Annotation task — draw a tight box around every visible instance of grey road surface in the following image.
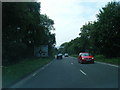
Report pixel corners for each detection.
[11,56,118,88]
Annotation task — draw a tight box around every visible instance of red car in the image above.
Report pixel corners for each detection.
[78,52,94,64]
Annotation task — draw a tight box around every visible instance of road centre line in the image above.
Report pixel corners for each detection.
[80,70,87,75]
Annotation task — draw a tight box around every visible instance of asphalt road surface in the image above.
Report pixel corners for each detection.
[11,56,118,88]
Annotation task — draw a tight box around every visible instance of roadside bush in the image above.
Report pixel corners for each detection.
[95,55,106,59]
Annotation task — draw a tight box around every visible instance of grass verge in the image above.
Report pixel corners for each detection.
[2,57,54,88]
[71,55,78,58]
[94,55,120,65]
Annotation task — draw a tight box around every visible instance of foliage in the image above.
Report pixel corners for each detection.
[59,1,120,57]
[95,55,119,65]
[2,2,56,65]
[94,2,120,57]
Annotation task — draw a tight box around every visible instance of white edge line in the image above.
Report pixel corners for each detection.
[95,61,119,68]
[42,67,44,70]
[10,60,54,88]
[32,73,37,76]
[80,70,87,75]
[71,56,119,68]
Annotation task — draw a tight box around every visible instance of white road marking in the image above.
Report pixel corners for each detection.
[10,61,54,88]
[31,63,51,77]
[46,64,49,66]
[42,67,44,70]
[71,56,119,68]
[80,70,87,75]
[95,61,119,68]
[32,73,37,76]
[71,63,73,64]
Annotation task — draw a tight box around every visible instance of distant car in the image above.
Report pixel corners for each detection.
[57,53,63,59]
[64,53,69,57]
[78,52,94,64]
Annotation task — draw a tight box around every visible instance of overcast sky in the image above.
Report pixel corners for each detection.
[38,0,118,47]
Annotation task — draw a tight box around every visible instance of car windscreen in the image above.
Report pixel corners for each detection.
[81,53,91,56]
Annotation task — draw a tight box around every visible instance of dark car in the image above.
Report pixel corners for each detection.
[78,52,94,64]
[57,53,63,59]
[64,53,69,57]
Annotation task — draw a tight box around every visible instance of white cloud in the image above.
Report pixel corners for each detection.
[38,0,118,46]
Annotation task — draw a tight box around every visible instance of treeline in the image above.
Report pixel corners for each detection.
[2,2,56,65]
[59,1,120,58]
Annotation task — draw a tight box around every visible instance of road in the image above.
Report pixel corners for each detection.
[11,56,118,88]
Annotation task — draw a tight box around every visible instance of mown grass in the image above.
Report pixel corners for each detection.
[94,55,120,65]
[2,57,54,88]
[71,55,78,58]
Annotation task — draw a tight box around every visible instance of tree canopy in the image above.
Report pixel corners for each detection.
[2,2,56,65]
[59,1,120,57]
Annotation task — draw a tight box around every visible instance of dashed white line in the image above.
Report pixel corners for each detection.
[80,70,87,75]
[71,63,73,64]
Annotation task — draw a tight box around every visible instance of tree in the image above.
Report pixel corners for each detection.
[60,1,120,57]
[94,1,120,57]
[2,2,42,64]
[2,2,56,65]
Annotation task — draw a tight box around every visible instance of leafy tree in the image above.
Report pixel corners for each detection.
[95,1,120,57]
[2,2,56,65]
[60,1,120,57]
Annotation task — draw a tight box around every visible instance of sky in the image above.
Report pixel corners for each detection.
[38,0,118,47]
